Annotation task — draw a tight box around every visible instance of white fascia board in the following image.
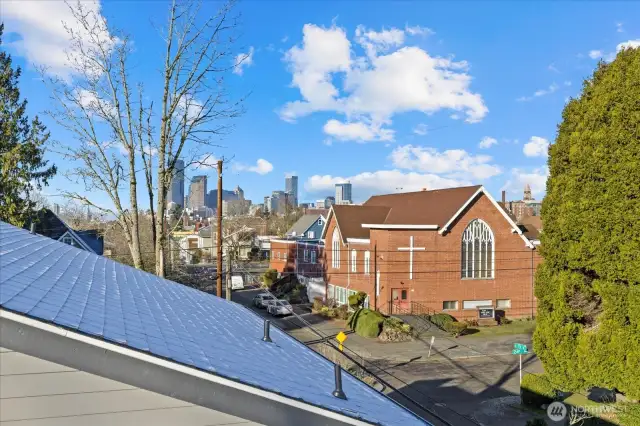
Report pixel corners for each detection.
[361,224,439,230]
[270,239,298,244]
[346,238,370,244]
[0,309,372,426]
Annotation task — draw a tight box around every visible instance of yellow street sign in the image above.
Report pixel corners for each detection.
[336,331,347,351]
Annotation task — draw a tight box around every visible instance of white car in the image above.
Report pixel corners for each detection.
[268,300,293,317]
[252,293,276,308]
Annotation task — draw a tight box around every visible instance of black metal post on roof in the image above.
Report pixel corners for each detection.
[332,363,347,400]
[262,320,273,343]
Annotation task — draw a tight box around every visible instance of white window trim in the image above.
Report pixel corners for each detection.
[461,219,495,279]
[496,299,511,309]
[364,251,370,275]
[307,231,315,239]
[462,300,493,310]
[332,228,340,269]
[351,249,357,273]
[303,249,309,262]
[310,250,317,264]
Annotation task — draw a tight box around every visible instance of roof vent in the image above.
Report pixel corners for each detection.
[422,187,428,191]
[262,319,273,343]
[30,223,35,234]
[332,364,347,400]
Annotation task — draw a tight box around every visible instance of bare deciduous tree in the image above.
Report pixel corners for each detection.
[43,0,244,274]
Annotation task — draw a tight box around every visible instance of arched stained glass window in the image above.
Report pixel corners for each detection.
[461,219,494,279]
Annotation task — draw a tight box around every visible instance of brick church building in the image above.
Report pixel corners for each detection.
[320,185,542,320]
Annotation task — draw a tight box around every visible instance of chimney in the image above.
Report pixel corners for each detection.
[501,190,506,204]
[422,187,427,191]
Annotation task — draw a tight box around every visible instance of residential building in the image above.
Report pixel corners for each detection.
[503,185,542,220]
[167,159,185,207]
[285,175,298,207]
[25,208,104,255]
[286,214,326,239]
[335,183,352,205]
[0,221,425,426]
[189,175,207,209]
[270,239,324,279]
[321,185,542,319]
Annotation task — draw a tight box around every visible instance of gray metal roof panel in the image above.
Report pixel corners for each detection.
[0,221,427,426]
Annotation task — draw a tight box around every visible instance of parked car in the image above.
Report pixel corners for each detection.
[268,300,293,317]
[252,293,276,308]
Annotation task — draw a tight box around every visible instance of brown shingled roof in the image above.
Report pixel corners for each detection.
[518,215,542,240]
[364,185,482,226]
[331,205,391,241]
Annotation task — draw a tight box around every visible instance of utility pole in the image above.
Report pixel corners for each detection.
[216,160,223,297]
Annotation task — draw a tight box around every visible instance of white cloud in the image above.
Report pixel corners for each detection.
[516,83,559,102]
[233,46,255,75]
[390,145,502,180]
[616,22,624,33]
[279,23,487,141]
[523,136,549,157]
[405,25,434,37]
[548,63,560,73]
[194,154,219,170]
[502,166,549,197]
[616,39,640,51]
[3,0,114,79]
[177,95,204,125]
[323,119,394,143]
[563,80,571,86]
[234,159,273,175]
[413,123,428,136]
[305,170,468,200]
[478,136,497,149]
[589,50,603,59]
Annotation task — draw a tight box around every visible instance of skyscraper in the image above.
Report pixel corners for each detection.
[335,183,352,205]
[189,175,207,209]
[167,159,185,207]
[285,175,298,207]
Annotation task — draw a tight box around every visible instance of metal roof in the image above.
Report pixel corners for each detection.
[0,221,427,426]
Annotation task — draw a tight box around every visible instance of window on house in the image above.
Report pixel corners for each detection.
[364,251,370,275]
[62,236,73,245]
[307,231,315,239]
[463,300,493,310]
[303,249,309,262]
[310,250,317,263]
[332,228,340,268]
[461,219,494,279]
[496,299,511,309]
[443,301,458,310]
[351,249,357,272]
[318,218,323,226]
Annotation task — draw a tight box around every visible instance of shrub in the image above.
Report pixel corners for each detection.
[429,313,456,331]
[499,317,513,325]
[348,308,385,338]
[262,269,278,286]
[312,297,324,311]
[444,322,468,337]
[520,374,558,408]
[348,291,368,309]
[534,47,640,399]
[334,304,349,320]
[379,317,413,342]
[465,318,479,327]
[617,403,640,426]
[525,419,546,426]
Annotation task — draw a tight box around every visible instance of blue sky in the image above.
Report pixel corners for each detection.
[3,0,639,208]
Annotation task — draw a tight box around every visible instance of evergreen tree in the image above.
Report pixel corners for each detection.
[0,24,56,226]
[534,46,640,398]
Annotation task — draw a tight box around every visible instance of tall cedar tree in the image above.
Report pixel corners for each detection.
[534,46,640,398]
[0,25,56,226]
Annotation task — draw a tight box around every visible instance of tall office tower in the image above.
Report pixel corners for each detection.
[285,175,298,207]
[167,159,185,207]
[335,183,352,205]
[189,175,207,209]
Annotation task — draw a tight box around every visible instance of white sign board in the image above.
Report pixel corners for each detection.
[231,275,244,290]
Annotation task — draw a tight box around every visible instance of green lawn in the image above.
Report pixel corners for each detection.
[465,319,536,337]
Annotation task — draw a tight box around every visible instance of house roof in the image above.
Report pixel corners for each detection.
[363,185,482,227]
[287,214,324,236]
[25,209,102,254]
[0,221,427,426]
[330,205,392,241]
[517,215,542,240]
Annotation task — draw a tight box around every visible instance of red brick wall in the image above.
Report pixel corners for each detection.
[324,194,542,319]
[269,240,324,278]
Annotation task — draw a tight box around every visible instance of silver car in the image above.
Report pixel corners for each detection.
[268,300,293,317]
[252,293,276,308]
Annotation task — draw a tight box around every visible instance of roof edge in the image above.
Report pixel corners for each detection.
[0,308,374,426]
[362,224,439,230]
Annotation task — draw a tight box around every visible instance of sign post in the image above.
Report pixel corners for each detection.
[336,331,347,352]
[512,343,529,383]
[428,336,435,358]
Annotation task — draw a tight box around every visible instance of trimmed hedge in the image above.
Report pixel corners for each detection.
[520,374,557,408]
[262,269,278,286]
[348,291,368,309]
[348,308,385,338]
[444,322,468,337]
[429,313,456,330]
